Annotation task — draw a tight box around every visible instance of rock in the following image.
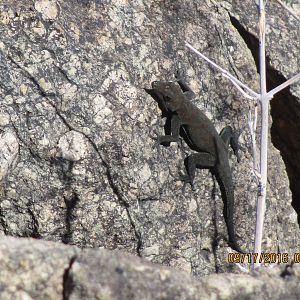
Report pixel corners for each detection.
[1,236,300,300]
[0,0,299,279]
[0,236,78,300]
[34,1,59,21]
[227,0,300,229]
[56,130,90,162]
[0,129,18,181]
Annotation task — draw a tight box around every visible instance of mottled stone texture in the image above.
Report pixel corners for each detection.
[1,236,300,300]
[226,0,300,224]
[0,0,299,284]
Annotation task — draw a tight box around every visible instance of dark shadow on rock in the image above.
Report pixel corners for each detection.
[49,157,79,244]
[62,193,80,244]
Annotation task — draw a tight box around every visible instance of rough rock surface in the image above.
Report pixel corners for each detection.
[227,0,300,221]
[0,0,299,280]
[1,236,300,300]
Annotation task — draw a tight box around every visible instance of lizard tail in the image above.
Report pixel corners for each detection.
[215,139,245,253]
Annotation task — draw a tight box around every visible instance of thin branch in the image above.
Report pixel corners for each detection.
[253,0,269,268]
[186,1,299,270]
[276,0,300,22]
[267,72,300,98]
[248,106,259,182]
[185,42,259,99]
[259,4,267,96]
[223,74,257,100]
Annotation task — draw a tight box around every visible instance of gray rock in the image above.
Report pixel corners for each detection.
[0,129,18,181]
[0,236,78,300]
[1,236,300,300]
[0,0,299,279]
[56,130,91,162]
[226,0,300,230]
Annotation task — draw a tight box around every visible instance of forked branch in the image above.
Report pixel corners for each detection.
[186,0,300,269]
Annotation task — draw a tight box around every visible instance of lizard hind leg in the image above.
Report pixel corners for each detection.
[182,152,216,189]
[219,126,240,162]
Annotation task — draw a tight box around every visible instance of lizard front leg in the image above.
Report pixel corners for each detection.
[156,113,181,145]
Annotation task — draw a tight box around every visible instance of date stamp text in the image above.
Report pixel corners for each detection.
[228,252,300,264]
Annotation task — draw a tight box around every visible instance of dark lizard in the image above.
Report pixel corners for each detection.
[149,74,244,253]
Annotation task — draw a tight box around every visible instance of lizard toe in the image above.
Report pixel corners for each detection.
[180,174,195,191]
[174,69,184,81]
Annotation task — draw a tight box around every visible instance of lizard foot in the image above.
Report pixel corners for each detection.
[150,135,166,157]
[180,174,195,191]
[174,69,184,81]
[235,151,241,163]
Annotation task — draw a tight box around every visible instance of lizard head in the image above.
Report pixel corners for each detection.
[151,81,182,112]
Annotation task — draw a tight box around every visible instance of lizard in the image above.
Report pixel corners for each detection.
[149,74,244,253]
